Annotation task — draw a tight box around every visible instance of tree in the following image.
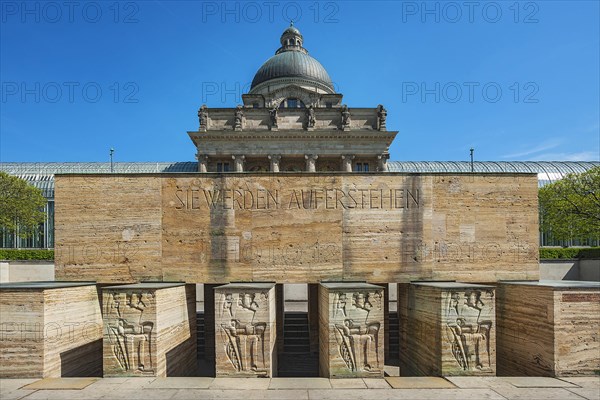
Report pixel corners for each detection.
[0,172,47,242]
[539,166,600,242]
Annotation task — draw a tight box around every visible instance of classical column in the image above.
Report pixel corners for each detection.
[197,154,208,173]
[232,155,245,172]
[377,153,389,172]
[341,155,354,172]
[305,154,318,172]
[268,154,281,172]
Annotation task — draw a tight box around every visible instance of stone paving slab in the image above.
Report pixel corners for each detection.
[560,377,600,388]
[385,377,456,389]
[269,377,331,389]
[307,388,505,399]
[146,377,214,389]
[490,386,588,400]
[22,378,98,390]
[363,378,392,388]
[330,378,367,388]
[2,377,600,400]
[565,387,600,400]
[0,379,37,392]
[99,388,178,400]
[18,389,104,400]
[501,376,578,388]
[445,376,510,389]
[171,389,309,399]
[210,378,271,390]
[1,389,35,400]
[117,377,157,389]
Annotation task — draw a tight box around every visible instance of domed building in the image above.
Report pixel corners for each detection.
[188,24,396,173]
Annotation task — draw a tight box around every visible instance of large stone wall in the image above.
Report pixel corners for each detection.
[54,173,539,283]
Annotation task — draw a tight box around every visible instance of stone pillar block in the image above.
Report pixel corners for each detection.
[497,280,600,376]
[0,282,103,378]
[319,283,384,378]
[214,283,276,377]
[401,282,496,376]
[102,283,196,377]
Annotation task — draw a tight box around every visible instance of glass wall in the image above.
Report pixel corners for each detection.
[0,200,54,249]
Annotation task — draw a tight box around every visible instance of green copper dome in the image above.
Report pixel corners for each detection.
[250,25,334,93]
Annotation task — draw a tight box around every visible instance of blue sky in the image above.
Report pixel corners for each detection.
[1,0,598,163]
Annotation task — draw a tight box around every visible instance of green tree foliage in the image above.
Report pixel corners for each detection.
[539,166,600,241]
[0,172,46,237]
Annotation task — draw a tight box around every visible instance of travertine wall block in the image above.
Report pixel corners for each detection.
[497,280,600,376]
[102,283,196,377]
[0,282,102,378]
[319,282,384,378]
[214,283,276,377]
[399,282,496,376]
[55,174,539,284]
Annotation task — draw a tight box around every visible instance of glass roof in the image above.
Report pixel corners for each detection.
[1,161,597,198]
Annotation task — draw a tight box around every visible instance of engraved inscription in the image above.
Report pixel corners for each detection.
[174,187,420,211]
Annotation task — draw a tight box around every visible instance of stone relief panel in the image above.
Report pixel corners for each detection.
[443,289,495,372]
[215,289,273,376]
[104,291,156,375]
[331,290,384,374]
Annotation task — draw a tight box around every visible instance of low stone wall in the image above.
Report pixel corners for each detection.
[0,261,54,283]
[540,259,600,281]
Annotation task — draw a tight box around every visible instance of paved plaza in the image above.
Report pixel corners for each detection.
[1,376,598,400]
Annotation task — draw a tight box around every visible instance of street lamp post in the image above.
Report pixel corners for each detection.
[110,148,114,173]
[470,148,474,173]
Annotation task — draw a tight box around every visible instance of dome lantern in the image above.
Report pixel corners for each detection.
[277,21,305,54]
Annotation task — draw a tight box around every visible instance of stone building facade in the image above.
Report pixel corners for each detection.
[189,24,394,173]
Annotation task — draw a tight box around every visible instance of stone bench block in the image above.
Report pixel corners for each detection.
[214,283,276,377]
[319,282,384,378]
[399,282,496,376]
[497,280,600,376]
[102,283,196,377]
[0,281,103,378]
